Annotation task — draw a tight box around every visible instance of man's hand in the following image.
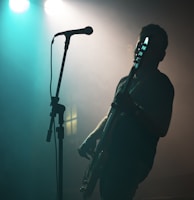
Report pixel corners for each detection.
[78,137,96,160]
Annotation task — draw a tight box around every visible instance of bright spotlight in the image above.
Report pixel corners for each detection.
[44,0,64,15]
[9,0,30,13]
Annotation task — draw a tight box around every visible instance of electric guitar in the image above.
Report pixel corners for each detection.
[80,37,149,199]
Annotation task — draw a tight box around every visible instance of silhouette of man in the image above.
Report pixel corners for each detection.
[78,24,174,200]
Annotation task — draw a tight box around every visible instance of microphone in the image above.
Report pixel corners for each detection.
[54,26,93,37]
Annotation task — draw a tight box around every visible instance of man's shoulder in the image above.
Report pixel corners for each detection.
[156,70,175,95]
[119,76,128,83]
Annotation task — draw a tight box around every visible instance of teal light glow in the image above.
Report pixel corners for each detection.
[9,0,30,13]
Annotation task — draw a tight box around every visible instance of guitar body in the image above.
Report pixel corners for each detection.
[80,109,121,199]
[80,150,104,199]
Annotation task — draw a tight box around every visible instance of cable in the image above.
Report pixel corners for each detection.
[50,40,53,98]
[50,39,59,200]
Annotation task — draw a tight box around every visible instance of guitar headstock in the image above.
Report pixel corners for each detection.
[134,37,149,69]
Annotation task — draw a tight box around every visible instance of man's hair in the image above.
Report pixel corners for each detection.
[140,24,168,52]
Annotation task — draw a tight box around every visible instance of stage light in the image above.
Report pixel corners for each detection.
[9,0,30,13]
[44,0,64,15]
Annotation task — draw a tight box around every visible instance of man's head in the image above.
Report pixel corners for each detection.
[138,24,168,62]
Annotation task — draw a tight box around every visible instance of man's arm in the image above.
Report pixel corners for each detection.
[78,116,107,159]
[134,103,173,137]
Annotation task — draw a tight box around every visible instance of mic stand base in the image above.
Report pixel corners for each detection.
[56,124,64,200]
[47,97,65,200]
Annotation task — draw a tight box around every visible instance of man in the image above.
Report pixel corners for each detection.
[78,24,174,200]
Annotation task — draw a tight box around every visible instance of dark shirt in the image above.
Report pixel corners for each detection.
[110,68,174,169]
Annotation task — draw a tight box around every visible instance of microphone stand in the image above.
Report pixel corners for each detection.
[46,35,71,200]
